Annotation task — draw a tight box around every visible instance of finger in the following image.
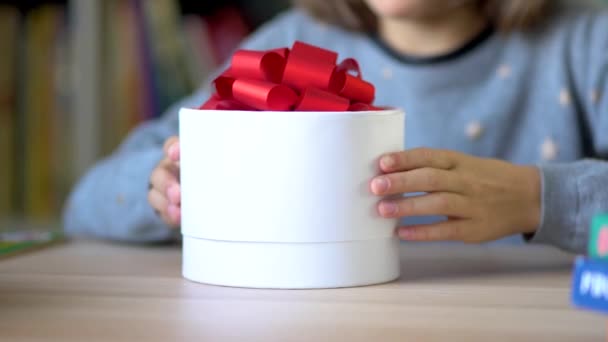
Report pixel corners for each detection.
[163,136,179,156]
[150,160,179,196]
[167,204,181,227]
[148,188,169,218]
[377,192,471,218]
[148,188,180,228]
[397,219,471,242]
[379,148,461,173]
[167,183,181,206]
[168,140,180,163]
[370,167,463,196]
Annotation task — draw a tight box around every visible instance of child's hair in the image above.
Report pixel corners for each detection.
[294,0,553,33]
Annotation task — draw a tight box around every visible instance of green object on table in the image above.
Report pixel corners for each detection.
[0,230,65,259]
[588,214,608,259]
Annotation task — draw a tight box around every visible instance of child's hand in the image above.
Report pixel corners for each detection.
[148,136,181,228]
[370,148,541,243]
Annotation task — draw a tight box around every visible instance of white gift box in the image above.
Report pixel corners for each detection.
[180,108,405,288]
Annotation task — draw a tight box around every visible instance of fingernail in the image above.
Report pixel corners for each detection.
[380,202,399,216]
[381,155,395,169]
[372,177,390,194]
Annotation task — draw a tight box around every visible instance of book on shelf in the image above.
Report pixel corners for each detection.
[51,7,73,213]
[101,0,143,154]
[99,0,251,153]
[21,5,68,221]
[0,6,19,218]
[181,14,216,87]
[3,0,260,224]
[141,0,194,120]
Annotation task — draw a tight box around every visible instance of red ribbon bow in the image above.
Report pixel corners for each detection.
[199,41,381,112]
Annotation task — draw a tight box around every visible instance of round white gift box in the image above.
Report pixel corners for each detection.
[180,108,405,288]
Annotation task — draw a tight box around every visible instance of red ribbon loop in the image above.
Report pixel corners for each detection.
[282,58,336,93]
[230,50,285,84]
[232,79,298,111]
[336,73,375,104]
[295,87,350,112]
[200,41,378,111]
[336,58,361,78]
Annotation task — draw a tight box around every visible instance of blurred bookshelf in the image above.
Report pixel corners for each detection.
[0,0,288,230]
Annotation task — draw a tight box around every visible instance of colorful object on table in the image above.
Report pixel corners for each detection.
[589,214,608,259]
[571,256,608,314]
[200,41,380,112]
[0,229,65,259]
[571,213,608,315]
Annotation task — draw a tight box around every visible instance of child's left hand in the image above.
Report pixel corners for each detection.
[370,148,541,243]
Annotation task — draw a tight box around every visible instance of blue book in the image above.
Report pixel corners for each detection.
[571,256,608,314]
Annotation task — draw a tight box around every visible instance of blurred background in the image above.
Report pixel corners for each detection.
[0,0,289,230]
[2,0,607,233]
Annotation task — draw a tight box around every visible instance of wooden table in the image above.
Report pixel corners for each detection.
[0,240,604,341]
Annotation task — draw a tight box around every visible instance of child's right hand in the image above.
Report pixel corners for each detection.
[148,136,181,228]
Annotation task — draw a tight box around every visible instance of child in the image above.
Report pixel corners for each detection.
[64,0,608,253]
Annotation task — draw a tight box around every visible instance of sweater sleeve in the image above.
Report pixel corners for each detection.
[62,10,307,242]
[530,10,608,253]
[62,89,204,242]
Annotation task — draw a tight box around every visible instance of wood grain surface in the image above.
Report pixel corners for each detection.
[0,240,604,341]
